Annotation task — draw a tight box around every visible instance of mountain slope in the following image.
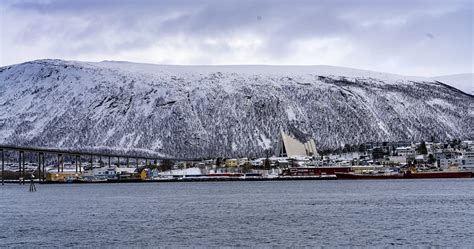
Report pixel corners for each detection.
[432,73,473,95]
[0,59,472,158]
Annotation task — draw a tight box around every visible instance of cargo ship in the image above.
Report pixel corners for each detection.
[335,173,404,180]
[281,167,351,176]
[336,166,472,180]
[403,171,472,179]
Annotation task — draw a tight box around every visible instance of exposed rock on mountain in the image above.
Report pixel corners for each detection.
[0,59,472,158]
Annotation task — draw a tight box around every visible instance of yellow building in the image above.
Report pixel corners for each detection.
[225,159,239,167]
[46,172,81,182]
[140,169,149,180]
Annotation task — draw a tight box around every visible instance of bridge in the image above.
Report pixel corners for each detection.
[0,144,193,185]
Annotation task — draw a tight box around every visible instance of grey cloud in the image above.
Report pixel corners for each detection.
[1,0,472,75]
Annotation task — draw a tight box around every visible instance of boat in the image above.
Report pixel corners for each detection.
[336,172,404,180]
[404,171,472,179]
[336,167,472,180]
[281,167,351,176]
[207,173,242,177]
[403,164,472,179]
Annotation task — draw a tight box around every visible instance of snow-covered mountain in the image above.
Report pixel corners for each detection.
[432,73,473,95]
[0,59,472,158]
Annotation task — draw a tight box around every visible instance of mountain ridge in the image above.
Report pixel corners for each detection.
[431,73,473,95]
[0,59,472,158]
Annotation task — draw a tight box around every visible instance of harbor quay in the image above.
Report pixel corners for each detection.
[0,143,348,183]
[1,136,474,185]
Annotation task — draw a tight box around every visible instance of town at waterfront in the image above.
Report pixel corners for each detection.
[1,132,473,184]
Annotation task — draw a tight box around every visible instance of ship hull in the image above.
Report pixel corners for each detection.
[336,172,472,180]
[336,173,404,180]
[404,171,472,179]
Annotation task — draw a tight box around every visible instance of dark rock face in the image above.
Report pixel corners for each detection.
[0,60,472,158]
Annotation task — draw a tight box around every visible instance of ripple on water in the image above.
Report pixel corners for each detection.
[1,180,473,247]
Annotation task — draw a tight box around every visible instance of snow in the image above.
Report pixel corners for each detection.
[133,134,142,147]
[0,59,472,158]
[119,133,135,148]
[258,134,272,149]
[151,139,163,150]
[432,73,473,95]
[286,107,297,121]
[160,168,203,176]
[427,98,455,110]
[93,60,427,84]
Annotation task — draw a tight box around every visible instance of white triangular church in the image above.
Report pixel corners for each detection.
[277,130,318,157]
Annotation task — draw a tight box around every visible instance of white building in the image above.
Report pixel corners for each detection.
[82,166,117,180]
[276,130,318,158]
[462,141,474,150]
[395,146,414,157]
[460,151,474,171]
[436,151,474,170]
[438,158,463,169]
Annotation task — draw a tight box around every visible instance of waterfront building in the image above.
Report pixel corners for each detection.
[435,150,466,169]
[82,166,117,181]
[250,158,265,167]
[140,169,149,180]
[371,147,388,160]
[461,140,474,150]
[46,170,81,182]
[395,146,415,157]
[237,158,250,166]
[276,130,318,158]
[268,157,292,167]
[115,167,139,179]
[225,159,239,167]
[438,158,463,169]
[415,154,427,163]
[460,151,474,171]
[387,156,407,165]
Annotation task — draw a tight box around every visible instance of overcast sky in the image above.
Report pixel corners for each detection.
[0,0,472,76]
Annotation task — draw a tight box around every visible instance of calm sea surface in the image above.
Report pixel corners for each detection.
[1,180,473,247]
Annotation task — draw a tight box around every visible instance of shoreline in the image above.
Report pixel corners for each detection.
[2,176,340,184]
[2,175,473,185]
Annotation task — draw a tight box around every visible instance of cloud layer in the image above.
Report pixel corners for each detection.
[1,0,472,76]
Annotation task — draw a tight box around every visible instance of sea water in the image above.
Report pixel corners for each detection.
[1,179,473,247]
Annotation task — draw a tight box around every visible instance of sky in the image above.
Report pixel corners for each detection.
[0,0,472,76]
